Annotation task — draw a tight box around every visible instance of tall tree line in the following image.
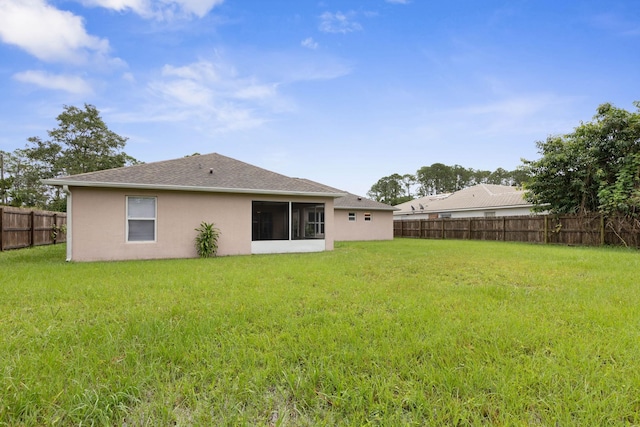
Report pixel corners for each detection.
[0,104,138,211]
[367,164,528,206]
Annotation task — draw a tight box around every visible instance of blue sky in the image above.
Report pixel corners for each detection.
[0,0,638,197]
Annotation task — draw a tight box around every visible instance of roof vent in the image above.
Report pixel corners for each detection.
[209,168,213,174]
[357,197,362,201]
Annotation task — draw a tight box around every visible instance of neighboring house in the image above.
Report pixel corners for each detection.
[394,184,537,220]
[43,153,393,262]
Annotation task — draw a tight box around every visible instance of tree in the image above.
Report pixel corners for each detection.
[367,174,411,205]
[0,150,49,207]
[416,163,458,196]
[523,101,640,217]
[15,104,139,210]
[400,173,416,198]
[487,167,512,185]
[0,151,11,205]
[452,164,472,190]
[369,164,524,201]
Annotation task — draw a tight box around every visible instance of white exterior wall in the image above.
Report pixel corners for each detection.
[394,206,535,221]
[448,206,535,218]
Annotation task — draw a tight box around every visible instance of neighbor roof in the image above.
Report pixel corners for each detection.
[43,153,345,197]
[394,184,531,215]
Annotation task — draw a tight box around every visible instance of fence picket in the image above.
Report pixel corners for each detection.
[394,214,640,248]
[0,207,66,251]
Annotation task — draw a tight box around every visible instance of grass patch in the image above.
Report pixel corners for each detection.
[1,240,640,425]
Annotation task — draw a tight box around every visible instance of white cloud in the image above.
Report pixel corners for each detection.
[78,0,225,20]
[152,78,213,107]
[122,72,136,82]
[162,61,224,82]
[0,0,111,64]
[301,37,319,49]
[450,93,580,137]
[144,59,282,131]
[319,11,363,34]
[234,83,277,100]
[13,70,93,95]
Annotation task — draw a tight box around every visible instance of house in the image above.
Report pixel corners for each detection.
[394,184,536,220]
[334,192,398,241]
[43,153,394,262]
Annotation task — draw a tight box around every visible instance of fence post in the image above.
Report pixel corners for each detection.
[0,207,3,251]
[544,215,549,244]
[502,216,506,241]
[600,215,605,246]
[30,210,35,247]
[53,213,58,245]
[468,218,472,240]
[441,219,445,239]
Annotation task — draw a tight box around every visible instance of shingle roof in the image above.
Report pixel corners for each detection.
[333,193,398,211]
[293,178,396,211]
[394,184,532,214]
[43,152,345,197]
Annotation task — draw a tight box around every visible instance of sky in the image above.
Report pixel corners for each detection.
[0,0,639,197]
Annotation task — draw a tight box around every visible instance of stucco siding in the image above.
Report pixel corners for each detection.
[334,209,394,241]
[69,187,334,261]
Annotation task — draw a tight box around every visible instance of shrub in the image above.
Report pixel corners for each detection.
[194,221,221,258]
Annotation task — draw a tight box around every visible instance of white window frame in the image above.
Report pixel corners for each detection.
[348,212,356,222]
[364,212,372,222]
[126,196,157,243]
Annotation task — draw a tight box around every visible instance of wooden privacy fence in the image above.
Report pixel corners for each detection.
[0,207,67,251]
[394,214,640,248]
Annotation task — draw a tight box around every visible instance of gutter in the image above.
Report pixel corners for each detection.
[42,180,346,199]
[62,185,72,262]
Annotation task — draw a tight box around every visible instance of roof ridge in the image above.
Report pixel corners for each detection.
[479,183,495,196]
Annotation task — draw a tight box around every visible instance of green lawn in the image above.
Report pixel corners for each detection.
[1,239,639,426]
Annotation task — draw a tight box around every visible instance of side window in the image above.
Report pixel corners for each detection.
[364,212,372,222]
[348,212,356,222]
[127,196,156,242]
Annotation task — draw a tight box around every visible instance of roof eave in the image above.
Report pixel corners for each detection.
[42,179,346,198]
[335,206,399,211]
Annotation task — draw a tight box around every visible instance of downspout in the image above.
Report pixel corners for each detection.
[63,185,72,262]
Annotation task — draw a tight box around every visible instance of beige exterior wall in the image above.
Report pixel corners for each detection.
[334,209,394,241]
[69,187,334,262]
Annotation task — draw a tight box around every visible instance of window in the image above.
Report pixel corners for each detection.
[364,212,372,221]
[127,196,156,242]
[252,201,289,240]
[292,203,324,239]
[439,213,451,219]
[484,211,496,218]
[348,212,356,222]
[252,201,325,241]
[306,205,325,238]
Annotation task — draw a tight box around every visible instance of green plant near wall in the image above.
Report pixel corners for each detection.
[194,221,221,258]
